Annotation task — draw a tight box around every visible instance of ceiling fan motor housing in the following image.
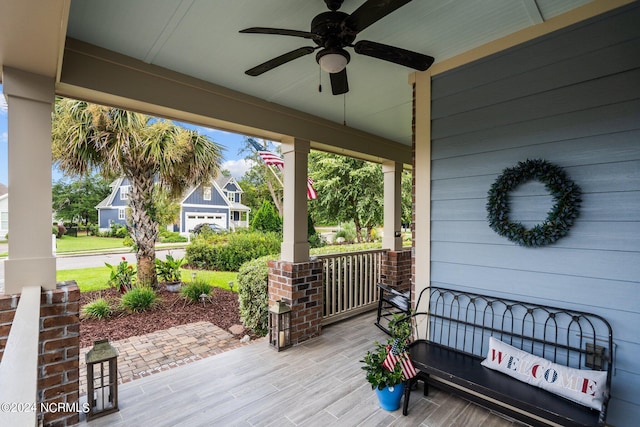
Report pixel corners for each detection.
[324,0,344,11]
[311,11,356,48]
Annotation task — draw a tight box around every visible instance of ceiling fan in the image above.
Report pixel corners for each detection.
[240,0,434,95]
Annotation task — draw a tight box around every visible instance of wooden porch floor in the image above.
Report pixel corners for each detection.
[78,313,524,426]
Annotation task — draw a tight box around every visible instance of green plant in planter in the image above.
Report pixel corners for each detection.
[361,340,404,390]
[361,314,413,390]
[389,314,412,346]
[155,254,184,283]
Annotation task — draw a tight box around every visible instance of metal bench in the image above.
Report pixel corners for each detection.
[375,282,410,335]
[403,286,613,427]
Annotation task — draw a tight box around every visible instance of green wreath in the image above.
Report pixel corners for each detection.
[486,159,582,247]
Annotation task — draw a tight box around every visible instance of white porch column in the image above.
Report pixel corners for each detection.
[412,70,432,310]
[2,67,56,293]
[280,136,309,263]
[382,160,402,251]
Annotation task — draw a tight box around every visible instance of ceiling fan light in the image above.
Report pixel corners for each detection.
[317,49,350,73]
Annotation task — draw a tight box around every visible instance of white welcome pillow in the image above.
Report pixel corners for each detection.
[480,337,607,411]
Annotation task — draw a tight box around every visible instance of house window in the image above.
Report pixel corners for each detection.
[118,208,126,220]
[203,186,212,201]
[1,212,8,230]
[227,192,236,202]
[120,185,130,200]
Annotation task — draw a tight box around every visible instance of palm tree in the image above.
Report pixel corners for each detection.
[52,98,223,286]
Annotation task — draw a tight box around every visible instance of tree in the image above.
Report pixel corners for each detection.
[308,152,383,242]
[251,200,282,233]
[52,99,223,286]
[52,174,111,225]
[401,170,412,229]
[240,138,284,215]
[151,186,181,230]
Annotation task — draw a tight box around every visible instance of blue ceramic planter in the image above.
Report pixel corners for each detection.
[375,383,405,411]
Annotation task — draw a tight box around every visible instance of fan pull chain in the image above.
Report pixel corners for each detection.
[343,94,347,126]
[318,67,322,93]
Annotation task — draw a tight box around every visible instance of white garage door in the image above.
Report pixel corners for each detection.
[185,212,226,232]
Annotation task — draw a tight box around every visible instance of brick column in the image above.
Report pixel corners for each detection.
[268,260,323,345]
[381,249,412,295]
[0,283,80,426]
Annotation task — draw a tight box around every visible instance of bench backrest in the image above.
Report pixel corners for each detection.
[413,286,613,381]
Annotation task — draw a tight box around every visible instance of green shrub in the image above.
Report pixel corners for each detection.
[159,229,188,243]
[237,256,271,336]
[307,214,325,248]
[109,223,129,238]
[185,231,281,271]
[120,286,158,313]
[335,221,357,243]
[308,233,326,248]
[81,298,112,319]
[185,240,217,269]
[251,200,282,233]
[180,279,213,303]
[123,235,135,247]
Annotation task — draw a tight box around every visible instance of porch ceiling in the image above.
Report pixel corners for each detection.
[0,0,628,163]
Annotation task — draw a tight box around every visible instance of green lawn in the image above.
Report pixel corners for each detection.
[57,267,237,293]
[55,235,126,253]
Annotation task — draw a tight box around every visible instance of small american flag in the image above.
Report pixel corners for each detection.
[249,138,317,200]
[383,340,417,380]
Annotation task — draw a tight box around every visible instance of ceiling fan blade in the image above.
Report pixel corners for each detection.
[354,40,434,71]
[239,27,315,40]
[330,69,349,95]
[245,46,316,76]
[344,0,412,33]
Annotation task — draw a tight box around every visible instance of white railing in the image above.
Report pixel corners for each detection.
[0,285,41,427]
[318,249,387,325]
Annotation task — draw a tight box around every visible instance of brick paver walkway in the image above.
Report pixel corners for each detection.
[79,321,252,395]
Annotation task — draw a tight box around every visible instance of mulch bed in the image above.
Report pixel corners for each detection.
[80,287,243,348]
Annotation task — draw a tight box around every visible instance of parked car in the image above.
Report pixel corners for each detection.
[191,223,225,235]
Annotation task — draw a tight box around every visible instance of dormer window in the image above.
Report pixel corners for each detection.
[203,186,212,201]
[120,185,130,200]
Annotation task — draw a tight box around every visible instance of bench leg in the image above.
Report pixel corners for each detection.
[402,378,414,416]
[423,374,429,396]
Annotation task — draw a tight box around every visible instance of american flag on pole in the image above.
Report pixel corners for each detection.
[248,138,318,200]
[383,341,417,380]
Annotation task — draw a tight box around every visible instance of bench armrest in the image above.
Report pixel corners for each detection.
[377,283,410,299]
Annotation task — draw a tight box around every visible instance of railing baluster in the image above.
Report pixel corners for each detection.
[319,249,398,324]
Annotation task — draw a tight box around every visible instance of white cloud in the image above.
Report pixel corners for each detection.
[222,158,255,179]
[0,94,7,115]
[0,132,7,144]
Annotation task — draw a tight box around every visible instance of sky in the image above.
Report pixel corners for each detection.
[0,84,256,186]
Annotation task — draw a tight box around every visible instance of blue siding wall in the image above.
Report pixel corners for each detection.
[98,209,122,229]
[429,5,640,425]
[184,184,227,206]
[225,182,239,192]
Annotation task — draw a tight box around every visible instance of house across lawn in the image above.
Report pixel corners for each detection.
[96,176,250,234]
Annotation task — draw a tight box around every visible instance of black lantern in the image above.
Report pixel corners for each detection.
[268,300,292,351]
[85,339,119,419]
